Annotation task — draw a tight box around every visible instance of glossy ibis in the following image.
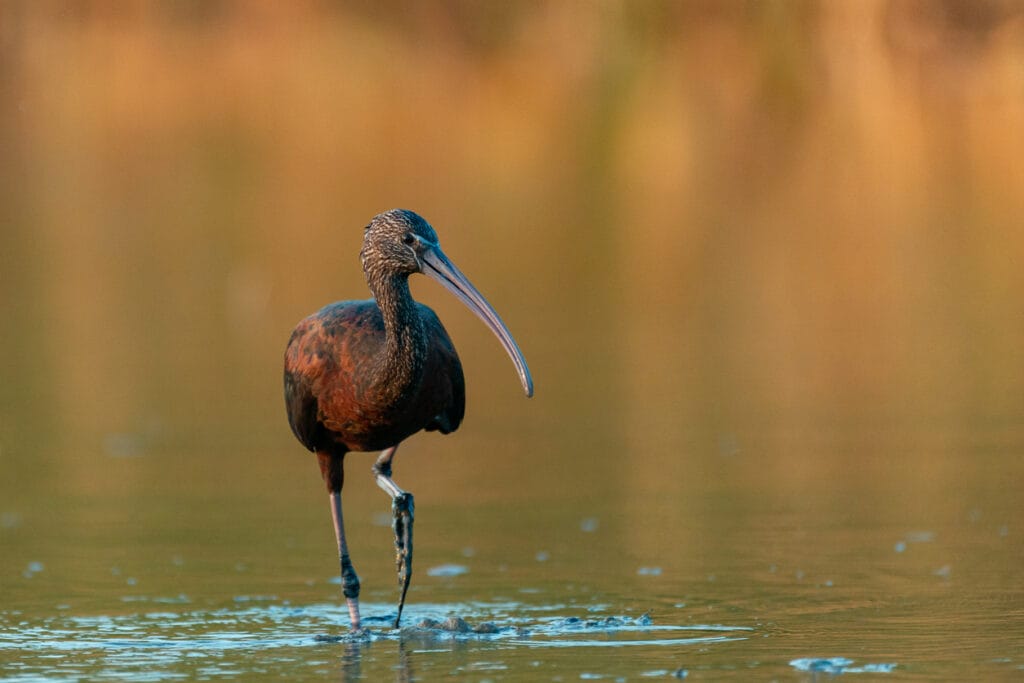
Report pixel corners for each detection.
[284,209,533,631]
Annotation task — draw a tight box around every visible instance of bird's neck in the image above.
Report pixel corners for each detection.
[369,274,427,401]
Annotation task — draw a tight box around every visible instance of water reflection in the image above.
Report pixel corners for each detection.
[0,599,752,681]
[336,640,366,682]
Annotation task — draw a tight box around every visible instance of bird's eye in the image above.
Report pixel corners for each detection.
[402,233,415,246]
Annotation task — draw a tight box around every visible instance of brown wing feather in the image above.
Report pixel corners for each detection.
[284,300,465,453]
[284,301,383,454]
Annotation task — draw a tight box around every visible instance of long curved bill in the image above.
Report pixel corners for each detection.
[421,246,534,397]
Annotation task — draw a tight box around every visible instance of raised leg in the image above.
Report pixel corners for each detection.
[373,445,414,628]
[319,451,361,631]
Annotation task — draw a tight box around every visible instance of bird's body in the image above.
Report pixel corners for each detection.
[283,209,532,632]
[285,300,464,455]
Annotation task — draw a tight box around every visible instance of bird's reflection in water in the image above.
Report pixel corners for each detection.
[328,612,509,682]
[396,638,414,683]
[331,620,506,683]
[332,633,416,683]
[337,640,365,682]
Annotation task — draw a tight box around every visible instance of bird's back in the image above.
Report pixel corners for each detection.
[284,300,465,455]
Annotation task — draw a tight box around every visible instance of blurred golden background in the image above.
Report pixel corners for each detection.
[1,0,1022,511]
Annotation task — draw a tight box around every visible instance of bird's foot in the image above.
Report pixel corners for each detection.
[392,491,414,628]
[314,625,370,642]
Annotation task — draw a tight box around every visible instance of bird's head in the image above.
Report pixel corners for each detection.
[360,208,534,398]
[360,209,440,277]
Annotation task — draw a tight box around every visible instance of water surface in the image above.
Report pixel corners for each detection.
[3,421,1021,680]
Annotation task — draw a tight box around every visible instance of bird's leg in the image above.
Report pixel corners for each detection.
[329,491,362,630]
[319,451,361,631]
[372,445,414,628]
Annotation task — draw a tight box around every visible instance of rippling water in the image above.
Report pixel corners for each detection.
[2,423,1021,681]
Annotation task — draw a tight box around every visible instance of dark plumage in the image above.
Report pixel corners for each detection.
[283,209,532,631]
[285,300,464,455]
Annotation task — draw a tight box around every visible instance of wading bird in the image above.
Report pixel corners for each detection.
[284,209,533,631]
